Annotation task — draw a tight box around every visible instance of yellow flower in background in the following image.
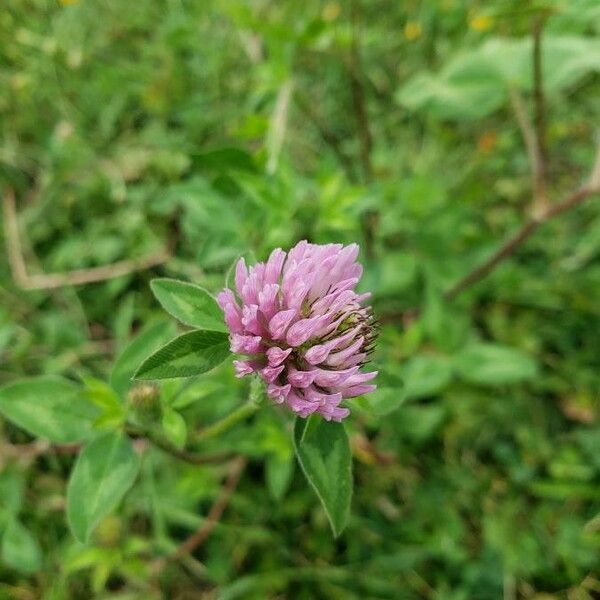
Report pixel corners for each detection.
[59,0,80,6]
[322,2,341,22]
[469,13,494,32]
[404,21,422,41]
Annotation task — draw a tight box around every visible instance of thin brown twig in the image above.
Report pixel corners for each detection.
[152,456,247,573]
[3,188,170,290]
[0,439,80,463]
[1,422,232,471]
[444,178,599,300]
[125,425,232,466]
[381,143,600,323]
[508,86,546,208]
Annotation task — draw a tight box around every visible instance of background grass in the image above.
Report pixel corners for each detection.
[1,1,599,598]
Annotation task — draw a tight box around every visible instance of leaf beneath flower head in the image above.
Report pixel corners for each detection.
[110,320,175,396]
[134,330,230,380]
[293,416,352,537]
[150,278,227,331]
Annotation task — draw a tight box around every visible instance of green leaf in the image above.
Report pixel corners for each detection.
[367,387,407,416]
[66,432,141,543]
[453,343,538,386]
[1,518,42,574]
[265,454,294,501]
[397,36,600,120]
[190,147,257,173]
[0,377,98,443]
[364,367,406,416]
[150,278,227,331]
[83,377,126,430]
[161,407,187,449]
[83,376,122,411]
[0,471,24,518]
[293,416,352,537]
[110,321,175,396]
[134,330,230,380]
[402,355,453,400]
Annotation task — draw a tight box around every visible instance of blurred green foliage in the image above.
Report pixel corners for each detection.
[1,0,600,598]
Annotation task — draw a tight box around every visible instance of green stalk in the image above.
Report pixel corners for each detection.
[194,399,260,443]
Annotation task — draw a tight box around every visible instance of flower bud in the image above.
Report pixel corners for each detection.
[127,383,161,425]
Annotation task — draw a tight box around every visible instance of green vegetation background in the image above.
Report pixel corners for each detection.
[1,0,599,598]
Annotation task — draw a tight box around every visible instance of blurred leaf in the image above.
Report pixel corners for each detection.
[134,330,230,380]
[1,518,42,574]
[83,376,125,430]
[266,454,294,501]
[0,377,98,443]
[113,292,136,352]
[67,432,140,543]
[399,405,447,443]
[150,278,227,331]
[161,407,187,449]
[403,355,453,399]
[190,147,257,172]
[398,36,600,120]
[397,59,505,120]
[453,343,537,386]
[110,321,175,396]
[293,416,352,537]
[83,376,122,411]
[367,387,407,416]
[0,471,24,520]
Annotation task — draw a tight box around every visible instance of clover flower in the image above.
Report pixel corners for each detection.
[217,241,377,421]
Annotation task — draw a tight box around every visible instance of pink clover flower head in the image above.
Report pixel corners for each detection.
[218,241,378,421]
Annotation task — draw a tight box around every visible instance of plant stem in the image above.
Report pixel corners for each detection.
[194,399,260,443]
[125,424,231,465]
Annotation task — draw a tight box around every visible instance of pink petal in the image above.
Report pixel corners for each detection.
[260,365,285,383]
[269,309,297,340]
[287,366,318,388]
[266,346,293,367]
[242,304,262,336]
[217,288,237,310]
[264,248,286,285]
[223,303,243,333]
[318,405,350,422]
[234,258,248,296]
[285,315,327,347]
[233,359,258,377]
[312,366,359,387]
[258,283,280,319]
[230,334,262,354]
[339,384,377,398]
[267,382,291,404]
[326,336,364,367]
